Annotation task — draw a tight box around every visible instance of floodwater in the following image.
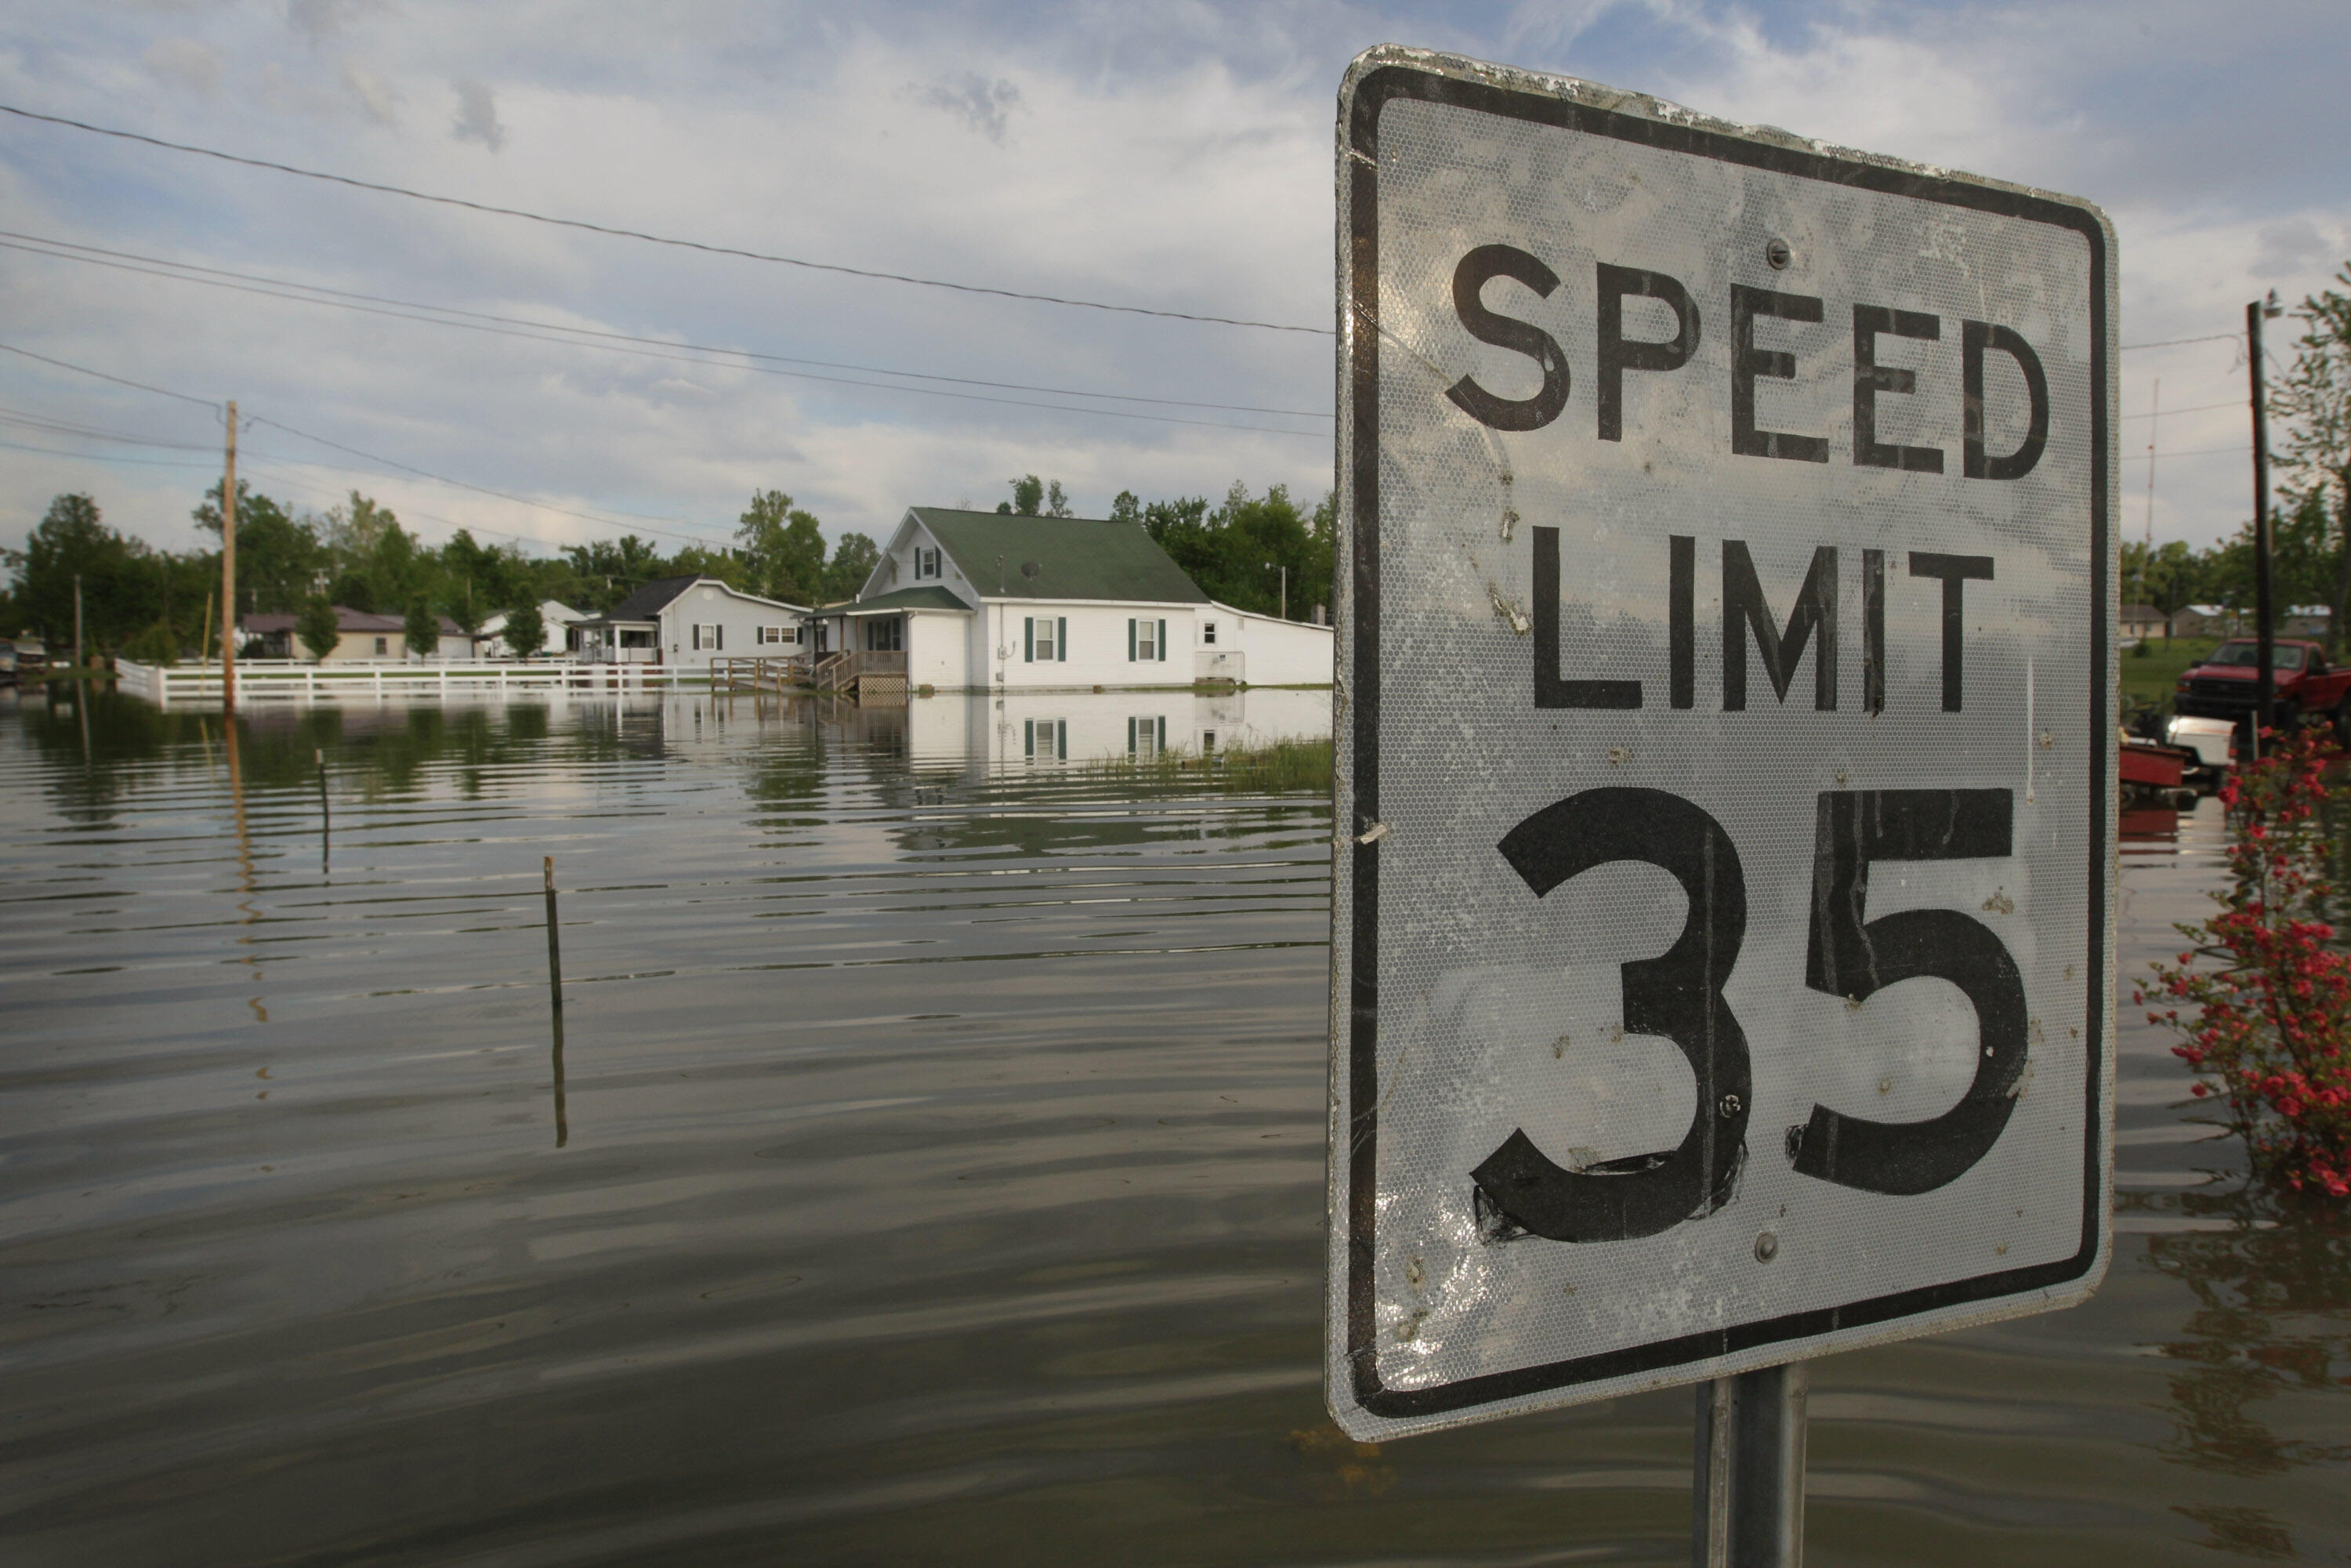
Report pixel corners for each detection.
[0,685,2343,1566]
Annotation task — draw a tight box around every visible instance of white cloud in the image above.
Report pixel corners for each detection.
[139,37,220,95]
[343,64,399,125]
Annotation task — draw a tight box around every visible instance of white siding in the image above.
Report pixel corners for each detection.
[655,581,807,668]
[1194,603,1335,686]
[907,610,969,690]
[969,599,1200,690]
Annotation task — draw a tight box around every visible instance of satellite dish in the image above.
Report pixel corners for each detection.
[1020,561,1041,579]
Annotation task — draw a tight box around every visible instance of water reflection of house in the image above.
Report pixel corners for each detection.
[806,508,1333,694]
[571,576,810,668]
[891,686,1331,770]
[238,607,471,661]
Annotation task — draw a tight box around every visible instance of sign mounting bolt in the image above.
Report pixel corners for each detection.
[1766,237,1791,270]
[1719,1092,1743,1117]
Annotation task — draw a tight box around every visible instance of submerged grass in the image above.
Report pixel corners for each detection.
[1074,737,1332,795]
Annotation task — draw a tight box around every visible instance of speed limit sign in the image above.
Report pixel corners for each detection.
[1327,48,2116,1439]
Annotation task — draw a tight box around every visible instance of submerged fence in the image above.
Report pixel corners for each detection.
[114,657,708,706]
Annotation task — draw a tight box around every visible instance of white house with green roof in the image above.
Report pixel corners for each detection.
[810,506,1332,694]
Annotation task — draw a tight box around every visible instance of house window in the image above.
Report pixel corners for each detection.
[864,616,903,652]
[1202,621,1217,645]
[1023,719,1066,761]
[1128,617,1165,661]
[1023,616,1067,662]
[693,624,723,650]
[915,546,942,580]
[758,625,798,646]
[374,636,388,656]
[1128,715,1166,758]
[1201,730,1217,754]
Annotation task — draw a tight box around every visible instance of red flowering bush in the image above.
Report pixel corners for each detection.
[2139,730,2351,1199]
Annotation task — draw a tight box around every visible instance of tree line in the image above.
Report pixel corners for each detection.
[2135,261,2351,654]
[1,470,1336,664]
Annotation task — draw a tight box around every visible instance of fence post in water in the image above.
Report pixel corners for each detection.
[1691,1360,1808,1567]
[315,748,330,873]
[544,855,568,1148]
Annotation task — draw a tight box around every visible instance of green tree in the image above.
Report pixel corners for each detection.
[437,530,510,635]
[2122,538,2204,640]
[824,532,881,600]
[1108,490,1143,527]
[562,534,666,610]
[500,600,545,661]
[735,489,827,602]
[8,493,150,649]
[1003,474,1045,516]
[194,480,322,615]
[1045,480,1072,518]
[404,597,441,661]
[2273,270,2351,656]
[295,595,341,661]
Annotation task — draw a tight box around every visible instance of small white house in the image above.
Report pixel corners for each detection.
[475,599,585,659]
[806,507,1334,693]
[570,576,809,668]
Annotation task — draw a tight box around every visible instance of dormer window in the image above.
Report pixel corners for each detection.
[915,546,943,580]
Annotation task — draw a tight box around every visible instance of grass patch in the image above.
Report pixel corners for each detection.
[2121,636,2221,717]
[1076,737,1332,794]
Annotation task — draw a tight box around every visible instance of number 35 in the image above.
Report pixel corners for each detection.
[1470,787,2027,1244]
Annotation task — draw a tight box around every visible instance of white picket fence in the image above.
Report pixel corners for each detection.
[114,657,708,706]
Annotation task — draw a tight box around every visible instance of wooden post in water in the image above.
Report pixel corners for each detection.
[315,748,330,874]
[544,855,568,1148]
[221,400,238,712]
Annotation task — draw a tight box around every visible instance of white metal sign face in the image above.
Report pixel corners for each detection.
[1328,49,2117,1440]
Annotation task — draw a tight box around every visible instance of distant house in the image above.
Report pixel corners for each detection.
[803,507,1335,695]
[240,606,469,662]
[569,576,809,667]
[2284,604,2333,639]
[2170,604,2236,638]
[2120,603,2167,641]
[474,599,585,659]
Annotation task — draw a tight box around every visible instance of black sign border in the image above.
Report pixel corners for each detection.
[1342,62,2112,1422]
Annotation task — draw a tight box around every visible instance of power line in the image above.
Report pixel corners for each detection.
[2121,333,2241,353]
[2121,400,2241,420]
[0,236,1328,436]
[0,336,736,551]
[0,339,220,408]
[0,230,1334,422]
[0,100,1331,338]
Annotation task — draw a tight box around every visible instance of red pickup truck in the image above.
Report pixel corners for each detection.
[2174,638,2351,741]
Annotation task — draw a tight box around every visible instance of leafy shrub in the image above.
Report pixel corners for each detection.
[2142,730,2351,1197]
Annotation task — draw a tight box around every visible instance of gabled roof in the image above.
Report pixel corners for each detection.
[904,508,1210,604]
[600,575,704,621]
[582,575,806,625]
[842,585,972,614]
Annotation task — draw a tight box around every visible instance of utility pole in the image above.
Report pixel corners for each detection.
[221,400,238,711]
[73,572,84,672]
[1281,564,1288,621]
[2250,297,2282,744]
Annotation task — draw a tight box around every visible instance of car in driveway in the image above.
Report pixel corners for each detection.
[2174,637,2351,741]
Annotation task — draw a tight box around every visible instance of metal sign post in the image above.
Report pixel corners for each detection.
[1324,48,2117,1558]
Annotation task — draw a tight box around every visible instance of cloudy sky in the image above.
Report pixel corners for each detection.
[3,0,2347,563]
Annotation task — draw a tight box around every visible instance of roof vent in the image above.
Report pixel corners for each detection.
[1020,561,1041,580]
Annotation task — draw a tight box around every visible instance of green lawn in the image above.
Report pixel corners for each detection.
[2119,636,2221,718]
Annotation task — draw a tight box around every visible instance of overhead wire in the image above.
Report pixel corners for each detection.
[0,100,1331,337]
[0,230,1332,422]
[0,337,734,552]
[0,234,1329,437]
